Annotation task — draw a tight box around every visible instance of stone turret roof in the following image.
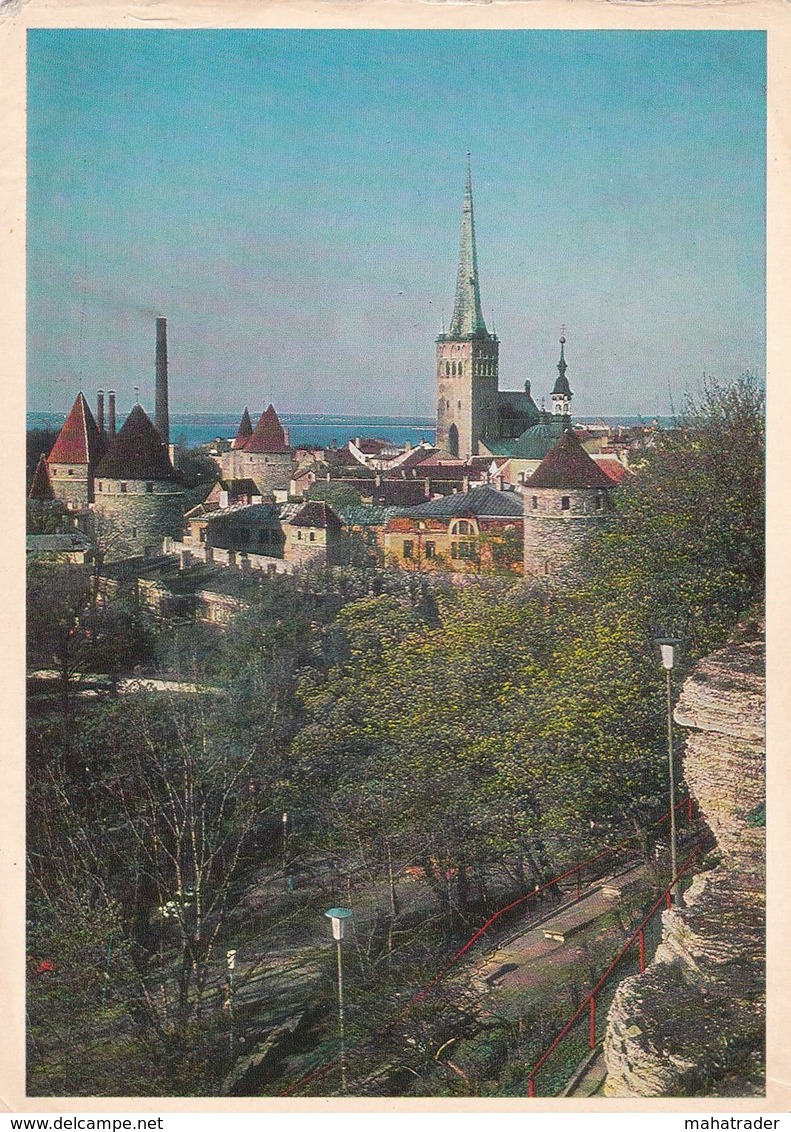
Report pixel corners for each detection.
[29,453,55,500]
[232,408,254,449]
[243,405,290,454]
[96,404,181,481]
[48,392,105,466]
[442,157,491,341]
[525,429,614,490]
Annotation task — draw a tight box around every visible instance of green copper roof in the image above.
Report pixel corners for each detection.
[486,416,570,460]
[446,157,489,340]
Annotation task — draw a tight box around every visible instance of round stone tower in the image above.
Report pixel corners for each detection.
[94,404,184,559]
[523,428,615,582]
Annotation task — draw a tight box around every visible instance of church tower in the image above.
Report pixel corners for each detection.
[436,158,499,459]
[550,335,573,417]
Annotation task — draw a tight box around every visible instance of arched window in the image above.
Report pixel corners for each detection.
[446,362,450,376]
[452,362,456,377]
[448,423,459,458]
[459,361,463,376]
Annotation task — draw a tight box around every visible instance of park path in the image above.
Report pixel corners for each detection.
[469,860,647,1001]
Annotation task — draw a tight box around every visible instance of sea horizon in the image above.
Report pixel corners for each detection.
[27,409,672,451]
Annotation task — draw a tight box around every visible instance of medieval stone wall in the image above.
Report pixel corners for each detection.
[220,450,292,496]
[603,620,765,1097]
[524,490,609,580]
[95,478,185,559]
[49,463,92,507]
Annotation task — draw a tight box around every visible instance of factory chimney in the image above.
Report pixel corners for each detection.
[97,390,105,436]
[108,391,116,438]
[155,316,170,446]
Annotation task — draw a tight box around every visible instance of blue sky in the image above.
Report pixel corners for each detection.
[27,29,765,418]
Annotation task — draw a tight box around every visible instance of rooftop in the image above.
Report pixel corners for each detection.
[525,429,616,490]
[95,404,181,482]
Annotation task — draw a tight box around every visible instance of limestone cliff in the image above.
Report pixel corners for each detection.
[603,619,765,1096]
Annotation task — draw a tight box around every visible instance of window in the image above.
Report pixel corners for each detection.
[146,482,154,493]
[98,482,103,492]
[532,496,538,510]
[309,531,315,542]
[131,526,137,539]
[445,362,450,376]
[595,494,603,511]
[458,400,462,409]
[67,469,74,476]
[561,496,570,511]
[120,482,127,494]
[451,543,459,560]
[297,530,303,541]
[452,520,472,536]
[459,361,463,376]
[199,527,207,543]
[403,540,414,559]
[425,541,435,559]
[544,560,551,575]
[458,542,474,559]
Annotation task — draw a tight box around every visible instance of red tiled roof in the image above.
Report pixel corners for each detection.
[525,429,615,490]
[29,453,55,500]
[48,393,105,466]
[416,452,466,468]
[96,404,181,481]
[592,456,631,484]
[232,408,254,448]
[244,405,290,454]
[290,500,343,530]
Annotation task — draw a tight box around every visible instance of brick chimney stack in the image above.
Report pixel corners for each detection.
[108,391,116,438]
[155,316,170,446]
[97,390,105,436]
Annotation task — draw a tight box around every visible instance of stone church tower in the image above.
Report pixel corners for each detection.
[436,158,499,459]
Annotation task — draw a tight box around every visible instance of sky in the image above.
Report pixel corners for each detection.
[27,29,766,419]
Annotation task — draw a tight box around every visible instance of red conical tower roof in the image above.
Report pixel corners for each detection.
[232,407,254,449]
[48,392,105,465]
[244,404,290,454]
[96,404,180,481]
[29,453,55,500]
[525,428,614,490]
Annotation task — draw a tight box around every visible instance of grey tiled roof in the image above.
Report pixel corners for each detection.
[399,484,524,519]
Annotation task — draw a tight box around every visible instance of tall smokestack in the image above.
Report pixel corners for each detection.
[155,316,169,446]
[108,391,116,438]
[97,390,105,436]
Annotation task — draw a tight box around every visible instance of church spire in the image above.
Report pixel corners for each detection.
[448,155,488,339]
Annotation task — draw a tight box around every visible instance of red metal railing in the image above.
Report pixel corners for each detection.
[279,796,699,1097]
[526,841,704,1097]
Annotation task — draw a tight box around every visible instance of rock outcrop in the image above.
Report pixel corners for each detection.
[604,618,765,1096]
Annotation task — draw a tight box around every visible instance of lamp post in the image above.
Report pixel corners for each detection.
[656,637,681,903]
[226,948,237,1052]
[324,907,353,1094]
[281,812,289,894]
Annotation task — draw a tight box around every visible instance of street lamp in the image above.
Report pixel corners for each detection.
[655,636,682,903]
[324,907,353,1094]
[281,812,289,894]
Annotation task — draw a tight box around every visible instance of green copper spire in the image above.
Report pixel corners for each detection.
[448,154,488,339]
